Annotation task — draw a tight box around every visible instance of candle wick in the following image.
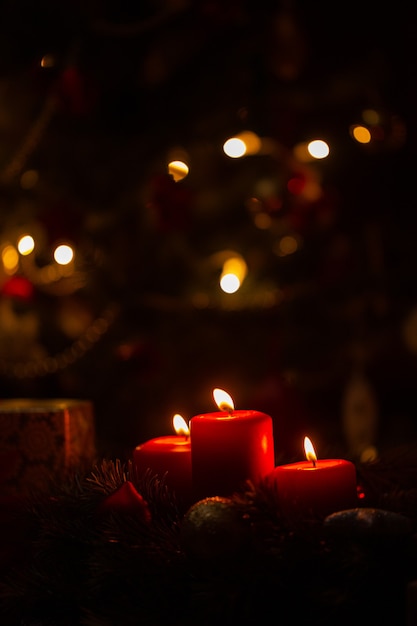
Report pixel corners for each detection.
[312,459,316,468]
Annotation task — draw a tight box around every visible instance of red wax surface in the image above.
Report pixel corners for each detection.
[190,410,275,500]
[133,436,192,506]
[268,458,358,518]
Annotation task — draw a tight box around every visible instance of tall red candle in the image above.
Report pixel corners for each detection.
[190,389,275,501]
[267,436,358,519]
[133,415,192,507]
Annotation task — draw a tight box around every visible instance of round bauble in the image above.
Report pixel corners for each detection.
[324,507,412,539]
[181,496,251,566]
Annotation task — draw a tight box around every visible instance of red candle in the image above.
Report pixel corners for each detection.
[133,414,192,507]
[267,436,358,519]
[190,389,275,501]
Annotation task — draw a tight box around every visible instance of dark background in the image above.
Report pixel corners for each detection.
[0,0,416,462]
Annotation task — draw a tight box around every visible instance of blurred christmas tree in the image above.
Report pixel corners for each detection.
[0,0,416,461]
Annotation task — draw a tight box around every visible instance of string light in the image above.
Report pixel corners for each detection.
[220,273,241,294]
[220,255,247,293]
[223,137,246,158]
[223,131,261,158]
[168,160,189,181]
[1,244,19,274]
[0,304,118,379]
[307,139,330,159]
[54,244,74,265]
[350,125,371,144]
[17,235,35,255]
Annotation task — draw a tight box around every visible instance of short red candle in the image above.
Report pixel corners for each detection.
[133,415,192,507]
[267,437,358,518]
[190,389,275,500]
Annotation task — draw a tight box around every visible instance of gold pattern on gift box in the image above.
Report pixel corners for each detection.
[0,399,96,495]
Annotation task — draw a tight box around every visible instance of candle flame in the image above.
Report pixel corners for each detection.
[213,388,234,413]
[173,414,189,436]
[304,436,317,465]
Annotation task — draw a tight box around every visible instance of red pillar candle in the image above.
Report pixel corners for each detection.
[267,436,358,519]
[133,414,192,507]
[190,389,275,501]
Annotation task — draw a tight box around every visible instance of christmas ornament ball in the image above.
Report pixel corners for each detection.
[181,496,250,564]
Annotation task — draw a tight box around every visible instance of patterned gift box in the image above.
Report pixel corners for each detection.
[0,398,96,496]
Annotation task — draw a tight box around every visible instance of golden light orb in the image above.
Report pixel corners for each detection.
[237,131,261,155]
[278,235,298,256]
[1,245,19,274]
[351,125,371,144]
[168,160,189,182]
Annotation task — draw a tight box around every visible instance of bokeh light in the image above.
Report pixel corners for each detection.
[20,169,39,189]
[350,125,372,144]
[220,273,241,293]
[223,137,246,158]
[276,235,299,256]
[307,139,329,159]
[168,160,189,182]
[54,244,74,265]
[362,108,381,125]
[40,54,55,68]
[1,244,19,274]
[219,255,247,294]
[223,131,262,158]
[17,234,35,255]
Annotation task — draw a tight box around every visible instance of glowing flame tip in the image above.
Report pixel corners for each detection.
[173,414,189,436]
[213,388,234,412]
[304,436,317,465]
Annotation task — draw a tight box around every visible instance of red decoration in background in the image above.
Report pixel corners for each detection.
[115,338,162,383]
[248,373,310,460]
[147,173,192,233]
[56,66,98,116]
[287,172,307,195]
[1,276,34,301]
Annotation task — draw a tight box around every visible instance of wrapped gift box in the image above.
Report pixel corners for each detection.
[0,398,96,496]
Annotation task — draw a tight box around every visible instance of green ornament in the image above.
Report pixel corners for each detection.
[181,496,250,565]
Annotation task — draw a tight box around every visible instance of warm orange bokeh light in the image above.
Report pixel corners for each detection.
[168,160,189,182]
[351,125,371,144]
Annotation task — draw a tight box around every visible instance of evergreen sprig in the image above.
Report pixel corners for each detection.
[1,457,417,626]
